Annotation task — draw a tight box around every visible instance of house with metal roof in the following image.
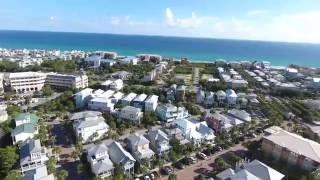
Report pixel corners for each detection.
[108,141,136,174]
[262,126,320,170]
[86,144,114,178]
[12,123,38,145]
[119,106,143,124]
[15,113,39,127]
[216,159,284,180]
[24,165,54,180]
[145,129,171,155]
[73,114,109,143]
[20,139,49,173]
[126,133,155,162]
[144,95,159,112]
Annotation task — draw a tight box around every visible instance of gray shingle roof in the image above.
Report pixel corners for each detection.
[91,159,114,175]
[145,129,169,143]
[127,133,150,147]
[108,141,135,165]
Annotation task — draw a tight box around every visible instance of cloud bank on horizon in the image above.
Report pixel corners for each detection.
[0,0,319,43]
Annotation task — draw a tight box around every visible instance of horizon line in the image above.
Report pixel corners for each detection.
[0,29,319,45]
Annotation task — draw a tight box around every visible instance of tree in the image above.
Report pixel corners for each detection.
[169,173,177,180]
[114,165,130,180]
[42,85,54,97]
[142,112,157,126]
[56,169,69,180]
[4,170,22,180]
[46,157,57,174]
[0,146,19,176]
[6,104,22,117]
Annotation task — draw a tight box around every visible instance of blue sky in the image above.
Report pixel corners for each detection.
[1,0,320,43]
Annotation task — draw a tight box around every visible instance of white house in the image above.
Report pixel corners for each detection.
[73,114,109,143]
[118,56,139,65]
[145,129,171,155]
[86,144,114,178]
[20,139,49,173]
[132,94,148,109]
[227,109,252,122]
[121,93,137,106]
[226,89,238,107]
[144,95,159,112]
[216,90,226,105]
[126,133,155,161]
[102,79,124,91]
[24,165,54,180]
[0,104,8,123]
[108,141,136,174]
[75,88,94,108]
[119,106,143,124]
[156,103,189,122]
[175,118,215,145]
[12,113,39,145]
[196,90,205,104]
[88,97,115,112]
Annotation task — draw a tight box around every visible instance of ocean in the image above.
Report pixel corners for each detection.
[0,30,320,67]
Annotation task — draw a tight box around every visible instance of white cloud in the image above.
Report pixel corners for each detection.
[164,8,216,29]
[49,16,55,21]
[162,8,320,43]
[247,10,268,16]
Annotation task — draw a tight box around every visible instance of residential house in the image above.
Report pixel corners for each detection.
[101,79,124,91]
[166,84,177,101]
[0,104,8,123]
[74,88,94,108]
[70,111,102,121]
[24,165,54,180]
[216,159,284,180]
[132,94,148,109]
[204,91,215,107]
[108,141,136,174]
[118,56,138,65]
[73,114,109,143]
[145,129,171,155]
[111,71,132,80]
[175,118,215,145]
[86,144,114,178]
[205,112,244,133]
[20,139,49,173]
[111,92,125,104]
[144,95,159,112]
[226,89,238,107]
[119,106,143,124]
[176,85,186,101]
[88,97,114,112]
[216,90,226,106]
[227,109,252,122]
[126,133,155,162]
[262,126,320,170]
[196,90,205,104]
[164,128,190,145]
[12,113,39,145]
[156,103,189,123]
[121,93,137,106]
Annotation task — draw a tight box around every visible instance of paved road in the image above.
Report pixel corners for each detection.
[161,136,263,180]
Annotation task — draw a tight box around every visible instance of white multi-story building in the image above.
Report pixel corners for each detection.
[121,93,137,106]
[88,97,114,112]
[5,72,46,93]
[74,88,94,108]
[45,73,88,90]
[101,79,123,91]
[86,144,114,178]
[20,139,49,173]
[119,106,143,124]
[226,89,238,107]
[156,103,189,123]
[0,104,8,123]
[144,95,159,112]
[73,114,109,143]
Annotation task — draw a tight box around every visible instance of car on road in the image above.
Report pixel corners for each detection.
[197,152,207,160]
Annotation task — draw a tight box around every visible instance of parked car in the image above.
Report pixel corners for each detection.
[143,175,151,180]
[161,166,173,175]
[197,152,207,160]
[174,161,185,169]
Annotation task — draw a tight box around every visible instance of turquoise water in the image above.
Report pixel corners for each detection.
[0,30,320,67]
